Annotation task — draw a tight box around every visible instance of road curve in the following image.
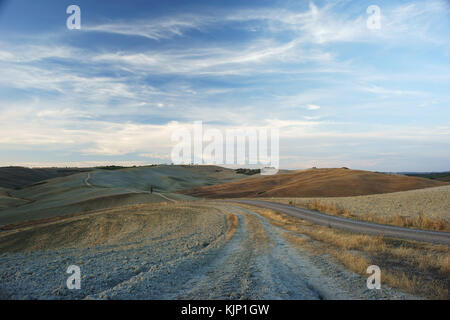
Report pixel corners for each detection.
[154,192,176,203]
[227,199,450,245]
[84,172,93,187]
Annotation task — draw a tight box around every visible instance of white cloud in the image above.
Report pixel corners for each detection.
[306,104,321,110]
[80,1,449,47]
[228,1,450,45]
[84,14,213,40]
[91,39,333,77]
[0,1,449,171]
[0,43,76,63]
[139,152,171,160]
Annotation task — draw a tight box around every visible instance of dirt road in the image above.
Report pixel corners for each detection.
[0,203,412,299]
[84,173,93,187]
[154,192,176,203]
[229,200,450,245]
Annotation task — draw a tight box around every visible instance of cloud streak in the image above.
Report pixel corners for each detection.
[0,1,449,171]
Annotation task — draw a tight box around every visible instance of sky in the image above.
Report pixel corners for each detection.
[0,0,449,171]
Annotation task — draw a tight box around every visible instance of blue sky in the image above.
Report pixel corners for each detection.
[0,0,449,171]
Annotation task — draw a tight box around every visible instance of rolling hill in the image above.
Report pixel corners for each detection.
[402,172,450,182]
[0,187,29,210]
[178,168,449,199]
[0,167,91,189]
[0,165,248,227]
[86,164,247,192]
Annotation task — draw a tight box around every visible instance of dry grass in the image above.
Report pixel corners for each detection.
[225,213,239,241]
[284,233,308,247]
[244,212,272,252]
[238,204,450,299]
[303,200,355,218]
[0,201,178,232]
[333,251,370,274]
[180,167,448,198]
[0,202,228,253]
[374,211,449,232]
[285,199,450,232]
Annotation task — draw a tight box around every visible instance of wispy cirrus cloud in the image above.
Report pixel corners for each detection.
[0,1,449,170]
[83,14,214,40]
[90,38,335,78]
[227,0,450,44]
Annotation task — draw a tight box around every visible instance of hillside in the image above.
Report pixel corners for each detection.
[0,165,248,227]
[86,165,247,192]
[0,187,29,210]
[179,168,449,199]
[0,167,91,189]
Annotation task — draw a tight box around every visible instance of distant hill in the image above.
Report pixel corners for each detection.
[0,167,91,189]
[0,165,249,226]
[0,187,29,210]
[401,172,450,182]
[179,168,449,199]
[87,165,248,192]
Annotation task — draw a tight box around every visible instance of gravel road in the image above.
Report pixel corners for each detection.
[270,185,450,224]
[0,203,413,299]
[230,200,450,245]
